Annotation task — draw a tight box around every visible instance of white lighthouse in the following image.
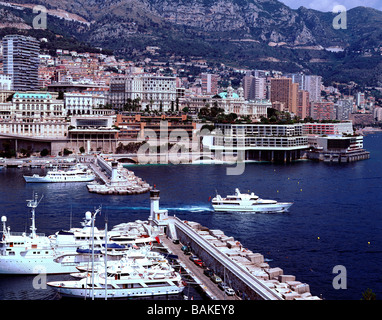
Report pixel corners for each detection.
[148,188,168,235]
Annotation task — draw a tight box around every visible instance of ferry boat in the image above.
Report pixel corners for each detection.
[23,164,95,183]
[211,188,293,213]
[47,260,185,299]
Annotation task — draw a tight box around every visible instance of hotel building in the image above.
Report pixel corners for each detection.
[109,74,176,111]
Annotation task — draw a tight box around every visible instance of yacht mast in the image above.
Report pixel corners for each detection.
[27,193,43,239]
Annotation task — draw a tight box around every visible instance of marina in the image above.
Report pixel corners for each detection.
[0,133,381,300]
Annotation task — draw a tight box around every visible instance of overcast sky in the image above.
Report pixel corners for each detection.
[279,0,382,12]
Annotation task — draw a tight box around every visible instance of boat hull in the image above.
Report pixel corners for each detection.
[0,256,79,274]
[212,202,293,213]
[24,175,95,183]
[48,282,184,299]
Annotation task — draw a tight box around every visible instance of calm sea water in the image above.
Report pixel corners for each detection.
[0,133,381,300]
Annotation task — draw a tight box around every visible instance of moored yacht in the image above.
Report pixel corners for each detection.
[47,260,184,299]
[0,193,78,274]
[212,188,293,213]
[0,195,156,275]
[23,164,95,183]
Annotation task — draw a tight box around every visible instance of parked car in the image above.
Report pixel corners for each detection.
[189,255,199,262]
[224,287,235,296]
[182,246,191,255]
[211,274,222,283]
[218,282,228,290]
[204,268,214,277]
[193,259,204,267]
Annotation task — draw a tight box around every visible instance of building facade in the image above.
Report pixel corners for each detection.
[201,73,219,95]
[208,123,309,162]
[311,101,335,120]
[270,78,298,114]
[303,121,354,135]
[64,92,107,115]
[109,74,176,111]
[2,35,40,91]
[243,76,266,100]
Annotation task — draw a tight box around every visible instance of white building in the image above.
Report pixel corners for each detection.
[303,75,322,102]
[109,74,176,111]
[374,106,382,122]
[0,92,67,138]
[208,123,309,162]
[12,92,65,121]
[218,85,270,120]
[64,92,107,115]
[0,74,12,90]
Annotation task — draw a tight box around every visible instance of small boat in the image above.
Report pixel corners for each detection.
[23,164,95,183]
[211,188,293,213]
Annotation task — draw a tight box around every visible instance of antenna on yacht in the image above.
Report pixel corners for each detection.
[91,205,102,300]
[104,212,108,300]
[27,193,43,239]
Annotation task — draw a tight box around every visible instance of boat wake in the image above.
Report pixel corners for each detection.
[107,205,214,213]
[165,206,214,213]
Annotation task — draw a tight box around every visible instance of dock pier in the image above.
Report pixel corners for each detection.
[86,155,151,195]
[147,189,321,301]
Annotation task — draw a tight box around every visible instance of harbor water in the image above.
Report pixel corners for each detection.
[0,133,381,300]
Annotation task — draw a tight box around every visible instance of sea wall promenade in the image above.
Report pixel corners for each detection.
[160,215,321,300]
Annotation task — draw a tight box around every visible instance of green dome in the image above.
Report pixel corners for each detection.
[218,92,239,99]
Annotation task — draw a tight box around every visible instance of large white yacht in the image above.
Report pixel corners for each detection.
[0,194,78,274]
[0,194,155,275]
[212,188,293,213]
[23,164,95,183]
[47,259,185,299]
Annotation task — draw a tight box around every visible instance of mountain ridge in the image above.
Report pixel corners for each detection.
[1,0,382,86]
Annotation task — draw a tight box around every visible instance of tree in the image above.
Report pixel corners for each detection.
[361,288,376,300]
[64,148,73,156]
[40,149,49,157]
[79,146,85,154]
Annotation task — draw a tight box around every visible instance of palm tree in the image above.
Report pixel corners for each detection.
[361,288,376,300]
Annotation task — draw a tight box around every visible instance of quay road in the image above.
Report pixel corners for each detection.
[159,235,237,301]
[170,216,283,300]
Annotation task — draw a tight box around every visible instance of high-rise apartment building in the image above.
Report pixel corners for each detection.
[311,101,335,120]
[201,73,219,95]
[270,77,298,114]
[287,73,322,102]
[297,90,310,119]
[243,76,266,100]
[2,35,39,91]
[303,75,322,102]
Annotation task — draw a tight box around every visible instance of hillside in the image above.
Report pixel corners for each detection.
[1,0,381,86]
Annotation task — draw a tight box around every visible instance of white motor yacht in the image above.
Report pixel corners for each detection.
[23,164,95,183]
[47,260,184,299]
[212,188,293,213]
[0,195,155,275]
